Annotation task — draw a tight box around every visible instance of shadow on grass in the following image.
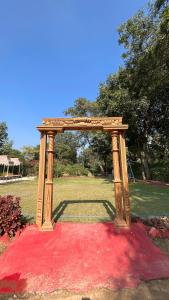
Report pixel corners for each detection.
[102,176,113,184]
[21,215,34,226]
[100,179,169,217]
[52,200,116,222]
[130,182,169,217]
[101,178,169,217]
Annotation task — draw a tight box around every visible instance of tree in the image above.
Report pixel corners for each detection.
[65,97,112,174]
[0,122,15,155]
[55,132,79,164]
[65,97,98,117]
[21,145,40,161]
[96,0,169,179]
[0,122,9,154]
[65,0,169,180]
[116,0,169,178]
[97,69,153,179]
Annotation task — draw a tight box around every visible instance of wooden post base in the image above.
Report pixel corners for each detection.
[114,217,129,228]
[41,221,54,231]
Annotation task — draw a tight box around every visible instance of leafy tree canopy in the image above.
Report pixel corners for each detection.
[64,0,169,180]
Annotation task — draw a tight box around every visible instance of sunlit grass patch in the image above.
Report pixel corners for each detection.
[0,177,169,222]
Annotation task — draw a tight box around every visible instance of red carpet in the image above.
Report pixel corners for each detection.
[0,222,169,293]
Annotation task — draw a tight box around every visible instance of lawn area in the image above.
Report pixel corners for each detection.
[0,177,169,222]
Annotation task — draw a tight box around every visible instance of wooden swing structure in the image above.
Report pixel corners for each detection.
[36,117,131,230]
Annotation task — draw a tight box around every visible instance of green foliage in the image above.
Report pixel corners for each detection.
[53,160,88,177]
[55,132,79,164]
[130,161,143,180]
[65,0,169,181]
[155,0,169,12]
[21,145,40,161]
[151,160,169,182]
[54,161,64,177]
[24,161,39,176]
[64,98,98,117]
[89,160,102,176]
[17,145,40,176]
[0,122,8,149]
[81,141,112,176]
[64,98,112,175]
[117,0,169,149]
[0,122,13,155]
[64,164,88,176]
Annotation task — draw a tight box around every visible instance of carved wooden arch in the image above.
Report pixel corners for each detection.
[36,117,131,230]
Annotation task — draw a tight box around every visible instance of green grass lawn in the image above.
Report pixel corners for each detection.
[0,177,169,223]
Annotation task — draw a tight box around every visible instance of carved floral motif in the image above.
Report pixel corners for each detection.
[42,117,122,127]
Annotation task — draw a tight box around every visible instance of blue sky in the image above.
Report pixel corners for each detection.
[0,0,148,149]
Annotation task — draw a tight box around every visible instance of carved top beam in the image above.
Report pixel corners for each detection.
[37,117,128,132]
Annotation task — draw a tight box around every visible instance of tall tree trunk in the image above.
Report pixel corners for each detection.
[140,153,146,180]
[98,161,105,175]
[105,159,108,176]
[140,143,151,180]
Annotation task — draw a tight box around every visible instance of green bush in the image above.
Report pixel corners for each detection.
[64,164,88,176]
[54,161,65,177]
[150,161,169,182]
[130,161,142,179]
[53,160,88,177]
[128,160,169,182]
[22,160,39,176]
[90,161,101,176]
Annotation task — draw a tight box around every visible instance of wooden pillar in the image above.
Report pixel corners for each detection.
[7,165,9,176]
[42,131,55,230]
[119,131,131,227]
[36,131,47,228]
[3,164,5,176]
[111,131,124,225]
[11,165,13,175]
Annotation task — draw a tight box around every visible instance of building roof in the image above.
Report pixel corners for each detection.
[0,155,10,166]
[10,157,21,166]
[0,155,21,166]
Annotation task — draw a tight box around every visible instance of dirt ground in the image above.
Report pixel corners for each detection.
[0,238,168,300]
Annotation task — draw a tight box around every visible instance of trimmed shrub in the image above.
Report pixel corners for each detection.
[0,195,22,237]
